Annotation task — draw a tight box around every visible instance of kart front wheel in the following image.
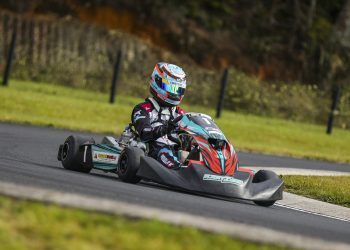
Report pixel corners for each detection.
[60,135,92,173]
[253,200,276,207]
[118,147,144,183]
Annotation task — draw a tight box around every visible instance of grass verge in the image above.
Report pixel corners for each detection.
[282,176,350,208]
[0,195,292,250]
[0,79,349,163]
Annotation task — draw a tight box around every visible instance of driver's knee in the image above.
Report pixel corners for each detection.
[157,147,180,169]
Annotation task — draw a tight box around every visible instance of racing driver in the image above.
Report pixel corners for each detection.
[131,62,187,169]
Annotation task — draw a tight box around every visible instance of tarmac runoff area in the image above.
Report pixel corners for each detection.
[0,181,349,250]
[248,166,350,222]
[276,192,350,223]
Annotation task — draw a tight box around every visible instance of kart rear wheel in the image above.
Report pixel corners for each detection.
[253,170,279,207]
[61,135,92,173]
[118,147,144,183]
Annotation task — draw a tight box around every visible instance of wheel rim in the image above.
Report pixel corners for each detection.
[62,142,69,160]
[119,154,128,174]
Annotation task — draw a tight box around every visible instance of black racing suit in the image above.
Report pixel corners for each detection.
[131,97,185,169]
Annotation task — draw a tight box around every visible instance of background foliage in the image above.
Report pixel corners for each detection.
[0,0,349,128]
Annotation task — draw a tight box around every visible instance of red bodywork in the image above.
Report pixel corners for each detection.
[184,135,238,176]
[195,136,238,176]
[177,114,242,176]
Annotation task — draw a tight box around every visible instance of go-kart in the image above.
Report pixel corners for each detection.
[57,112,283,206]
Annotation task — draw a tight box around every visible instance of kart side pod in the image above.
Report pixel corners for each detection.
[136,156,283,206]
[58,135,122,173]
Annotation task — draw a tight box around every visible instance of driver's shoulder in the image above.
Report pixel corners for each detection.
[134,99,154,114]
[131,100,154,123]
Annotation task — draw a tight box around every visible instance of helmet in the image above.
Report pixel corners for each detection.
[150,62,187,106]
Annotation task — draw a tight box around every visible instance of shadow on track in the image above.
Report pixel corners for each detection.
[0,155,258,207]
[88,170,254,206]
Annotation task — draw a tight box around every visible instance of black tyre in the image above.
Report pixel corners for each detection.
[253,200,276,207]
[253,170,279,207]
[252,170,279,183]
[60,135,92,173]
[118,147,144,183]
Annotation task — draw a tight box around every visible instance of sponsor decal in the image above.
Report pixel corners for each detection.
[93,151,118,164]
[160,154,174,168]
[134,110,142,116]
[133,110,146,121]
[203,174,243,185]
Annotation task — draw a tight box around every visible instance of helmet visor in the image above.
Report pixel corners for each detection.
[161,82,185,96]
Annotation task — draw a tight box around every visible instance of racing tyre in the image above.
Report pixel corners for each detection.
[253,200,276,207]
[252,170,279,207]
[60,135,92,173]
[118,147,144,183]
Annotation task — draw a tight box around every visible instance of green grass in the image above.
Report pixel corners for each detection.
[0,195,292,250]
[0,79,350,163]
[282,176,350,208]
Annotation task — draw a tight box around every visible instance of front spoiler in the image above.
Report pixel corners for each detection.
[137,157,283,202]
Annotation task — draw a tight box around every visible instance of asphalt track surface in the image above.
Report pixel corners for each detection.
[0,122,349,244]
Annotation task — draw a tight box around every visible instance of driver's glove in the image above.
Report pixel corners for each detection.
[166,120,177,134]
[151,122,176,138]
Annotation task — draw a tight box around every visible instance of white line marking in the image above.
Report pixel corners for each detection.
[275,203,350,223]
[0,181,349,250]
[278,192,350,221]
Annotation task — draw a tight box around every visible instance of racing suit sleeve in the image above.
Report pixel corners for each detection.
[131,105,168,142]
